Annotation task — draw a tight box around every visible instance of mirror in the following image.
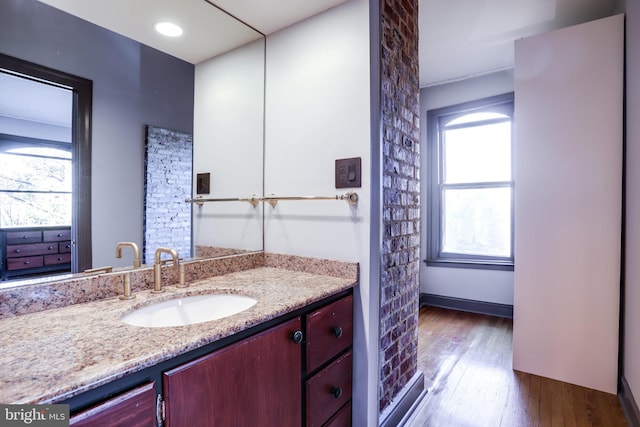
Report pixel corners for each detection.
[0,0,265,286]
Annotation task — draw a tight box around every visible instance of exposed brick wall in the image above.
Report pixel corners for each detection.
[379,0,421,413]
[144,126,192,264]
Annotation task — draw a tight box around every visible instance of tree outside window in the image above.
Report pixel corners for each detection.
[0,138,72,227]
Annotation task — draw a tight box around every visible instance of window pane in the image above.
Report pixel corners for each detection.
[443,121,511,184]
[0,152,71,192]
[442,187,511,257]
[8,146,71,159]
[446,112,508,126]
[0,192,71,227]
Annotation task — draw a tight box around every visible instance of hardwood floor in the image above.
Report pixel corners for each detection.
[405,306,628,427]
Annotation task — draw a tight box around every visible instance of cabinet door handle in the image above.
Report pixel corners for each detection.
[331,387,343,399]
[333,326,343,338]
[291,330,304,344]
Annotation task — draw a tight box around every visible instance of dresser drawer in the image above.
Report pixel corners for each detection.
[306,294,353,372]
[7,256,44,270]
[45,253,71,265]
[6,243,59,258]
[6,231,41,244]
[306,350,352,427]
[59,241,72,253]
[43,229,71,242]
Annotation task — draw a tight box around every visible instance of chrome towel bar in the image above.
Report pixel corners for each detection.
[185,192,358,207]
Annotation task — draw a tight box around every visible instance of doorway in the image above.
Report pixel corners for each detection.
[0,53,92,279]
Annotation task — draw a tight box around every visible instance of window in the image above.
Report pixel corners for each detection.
[426,93,514,270]
[0,135,72,227]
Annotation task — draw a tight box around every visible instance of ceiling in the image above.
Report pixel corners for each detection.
[37,0,349,64]
[420,0,618,87]
[30,0,622,87]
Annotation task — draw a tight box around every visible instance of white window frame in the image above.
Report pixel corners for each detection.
[426,93,514,270]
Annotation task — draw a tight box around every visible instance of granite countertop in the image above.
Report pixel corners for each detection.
[0,266,356,404]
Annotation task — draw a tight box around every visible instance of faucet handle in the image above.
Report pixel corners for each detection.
[176,263,188,288]
[118,272,136,300]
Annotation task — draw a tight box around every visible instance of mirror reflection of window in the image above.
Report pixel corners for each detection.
[0,140,72,227]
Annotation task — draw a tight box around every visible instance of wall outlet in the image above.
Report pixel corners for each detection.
[335,157,361,188]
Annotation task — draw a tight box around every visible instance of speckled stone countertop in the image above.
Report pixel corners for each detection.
[0,254,358,405]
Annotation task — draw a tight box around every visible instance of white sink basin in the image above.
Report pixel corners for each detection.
[122,293,257,328]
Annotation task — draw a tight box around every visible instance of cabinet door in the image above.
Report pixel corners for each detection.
[70,382,156,427]
[164,317,302,427]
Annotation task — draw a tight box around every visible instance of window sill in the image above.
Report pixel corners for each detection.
[424,259,514,272]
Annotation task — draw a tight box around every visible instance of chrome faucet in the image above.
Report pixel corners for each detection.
[115,242,141,268]
[153,247,179,293]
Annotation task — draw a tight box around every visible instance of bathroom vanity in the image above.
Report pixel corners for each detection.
[0,253,357,427]
[70,292,353,427]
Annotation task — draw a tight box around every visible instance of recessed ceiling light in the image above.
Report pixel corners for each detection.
[154,21,183,37]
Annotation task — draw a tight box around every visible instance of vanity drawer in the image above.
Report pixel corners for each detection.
[306,294,353,372]
[59,241,72,253]
[306,350,352,427]
[45,253,71,265]
[7,256,44,270]
[6,243,59,258]
[6,231,41,244]
[44,229,71,242]
[324,403,351,427]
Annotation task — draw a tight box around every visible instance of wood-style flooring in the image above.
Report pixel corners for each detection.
[405,306,628,427]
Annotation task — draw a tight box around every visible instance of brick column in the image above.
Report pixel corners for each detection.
[379,0,421,413]
[144,125,193,264]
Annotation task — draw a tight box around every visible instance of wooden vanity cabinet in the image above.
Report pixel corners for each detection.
[163,317,303,427]
[304,294,353,427]
[69,382,156,427]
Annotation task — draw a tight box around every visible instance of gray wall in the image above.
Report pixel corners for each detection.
[624,0,640,413]
[0,0,195,268]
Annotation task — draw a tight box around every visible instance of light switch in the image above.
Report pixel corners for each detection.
[335,157,361,188]
[196,173,210,194]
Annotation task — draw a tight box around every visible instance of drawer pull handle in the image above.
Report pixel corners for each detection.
[333,326,343,338]
[330,387,343,399]
[57,233,63,237]
[65,245,71,249]
[22,236,27,239]
[48,246,54,250]
[57,257,62,261]
[291,330,304,344]
[24,261,30,265]
[15,249,20,254]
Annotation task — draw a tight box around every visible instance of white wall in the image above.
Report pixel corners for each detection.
[625,0,640,407]
[193,40,265,253]
[513,15,623,394]
[263,0,376,424]
[419,71,515,305]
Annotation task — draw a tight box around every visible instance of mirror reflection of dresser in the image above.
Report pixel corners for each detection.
[1,226,71,281]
